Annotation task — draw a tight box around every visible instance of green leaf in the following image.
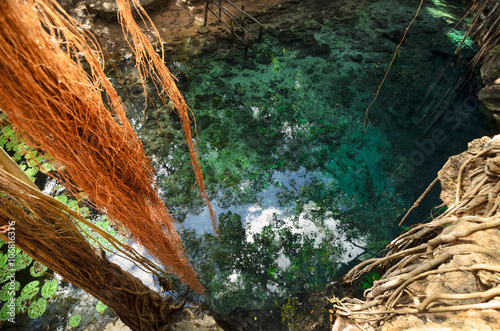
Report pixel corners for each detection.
[76,221,89,233]
[55,195,68,204]
[69,314,82,327]
[25,167,38,181]
[30,261,48,277]
[40,162,55,173]
[0,266,10,284]
[66,200,78,210]
[0,281,19,301]
[0,254,8,267]
[88,238,99,248]
[15,296,28,314]
[79,207,89,217]
[41,279,58,298]
[96,301,108,313]
[28,297,46,319]
[14,252,32,270]
[0,301,14,321]
[21,281,40,300]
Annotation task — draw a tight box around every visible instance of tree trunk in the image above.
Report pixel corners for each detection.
[0,150,179,330]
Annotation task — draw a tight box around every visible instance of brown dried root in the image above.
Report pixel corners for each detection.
[333,136,500,327]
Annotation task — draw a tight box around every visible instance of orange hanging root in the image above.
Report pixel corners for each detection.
[0,0,208,294]
[364,0,424,131]
[115,0,218,235]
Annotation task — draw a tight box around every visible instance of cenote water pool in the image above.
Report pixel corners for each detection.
[117,0,486,323]
[7,0,491,329]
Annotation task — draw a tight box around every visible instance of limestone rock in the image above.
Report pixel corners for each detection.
[437,135,492,206]
[480,52,500,86]
[479,51,500,125]
[478,85,500,112]
[172,314,223,330]
[335,134,500,331]
[170,306,224,331]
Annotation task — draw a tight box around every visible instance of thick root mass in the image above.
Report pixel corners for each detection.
[332,135,500,330]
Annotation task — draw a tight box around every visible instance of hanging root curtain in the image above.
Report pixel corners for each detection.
[0,0,216,294]
[331,136,500,330]
[0,150,180,331]
[457,0,500,67]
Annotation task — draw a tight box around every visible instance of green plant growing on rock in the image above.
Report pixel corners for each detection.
[281,297,299,330]
[447,30,474,50]
[361,271,381,291]
[271,54,280,72]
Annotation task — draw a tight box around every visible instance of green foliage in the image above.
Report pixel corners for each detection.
[96,301,108,313]
[281,297,298,330]
[447,30,474,50]
[0,125,55,182]
[0,254,7,267]
[0,301,14,321]
[0,266,11,284]
[181,211,340,315]
[77,214,128,256]
[41,279,58,299]
[0,281,19,301]
[27,297,47,319]
[271,54,280,72]
[30,261,48,277]
[0,122,128,326]
[69,314,82,327]
[361,271,381,291]
[15,252,33,270]
[15,296,28,315]
[21,281,40,300]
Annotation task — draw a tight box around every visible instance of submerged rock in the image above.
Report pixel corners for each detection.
[278,29,300,43]
[82,0,168,19]
[344,53,363,62]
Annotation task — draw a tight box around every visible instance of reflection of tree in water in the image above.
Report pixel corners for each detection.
[179,211,342,315]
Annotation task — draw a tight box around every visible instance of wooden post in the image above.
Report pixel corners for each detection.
[241,5,245,28]
[244,32,249,58]
[230,20,234,41]
[204,0,209,26]
[218,0,222,22]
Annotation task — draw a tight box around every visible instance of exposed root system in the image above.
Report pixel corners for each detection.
[332,136,500,329]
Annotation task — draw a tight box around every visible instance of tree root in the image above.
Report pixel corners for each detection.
[332,136,500,328]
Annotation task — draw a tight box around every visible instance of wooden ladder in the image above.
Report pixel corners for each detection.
[203,0,264,56]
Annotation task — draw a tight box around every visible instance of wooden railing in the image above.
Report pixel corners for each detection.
[203,0,264,56]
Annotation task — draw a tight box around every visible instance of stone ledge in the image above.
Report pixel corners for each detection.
[82,0,169,19]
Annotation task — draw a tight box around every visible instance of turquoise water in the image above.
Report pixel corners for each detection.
[3,0,486,330]
[114,0,487,324]
[7,0,484,329]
